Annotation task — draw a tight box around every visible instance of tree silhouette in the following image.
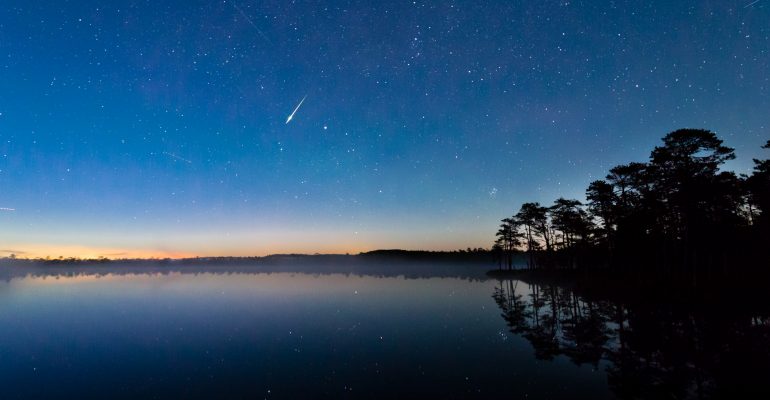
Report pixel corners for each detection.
[606,163,647,209]
[494,129,769,282]
[649,130,734,229]
[496,217,523,270]
[747,140,770,230]
[549,198,592,269]
[515,203,551,269]
[491,242,504,270]
[550,198,591,249]
[586,179,618,266]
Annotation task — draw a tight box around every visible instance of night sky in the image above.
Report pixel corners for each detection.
[1,1,768,258]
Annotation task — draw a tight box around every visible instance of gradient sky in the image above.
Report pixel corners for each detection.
[0,1,768,258]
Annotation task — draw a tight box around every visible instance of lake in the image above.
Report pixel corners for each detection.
[0,265,767,399]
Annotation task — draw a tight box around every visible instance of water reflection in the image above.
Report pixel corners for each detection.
[492,279,770,399]
[1,270,614,399]
[1,267,766,399]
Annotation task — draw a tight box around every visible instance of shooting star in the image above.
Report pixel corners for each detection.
[745,0,761,8]
[0,207,15,212]
[163,152,193,164]
[285,95,308,124]
[231,1,272,44]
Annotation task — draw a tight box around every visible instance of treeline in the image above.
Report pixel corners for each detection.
[494,129,770,285]
[359,248,492,263]
[0,249,496,267]
[0,250,497,281]
[1,249,494,264]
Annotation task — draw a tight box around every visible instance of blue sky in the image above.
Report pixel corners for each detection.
[0,0,768,257]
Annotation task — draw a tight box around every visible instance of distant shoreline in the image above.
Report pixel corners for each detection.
[0,249,494,265]
[486,267,770,309]
[0,250,496,281]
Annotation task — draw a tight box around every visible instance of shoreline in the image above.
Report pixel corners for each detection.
[486,267,770,311]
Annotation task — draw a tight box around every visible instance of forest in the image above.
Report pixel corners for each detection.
[493,129,770,285]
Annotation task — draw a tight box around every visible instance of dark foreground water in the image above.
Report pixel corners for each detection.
[0,267,767,399]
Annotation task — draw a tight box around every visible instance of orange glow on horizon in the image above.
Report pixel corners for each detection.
[0,243,377,260]
[0,244,196,260]
[0,229,488,260]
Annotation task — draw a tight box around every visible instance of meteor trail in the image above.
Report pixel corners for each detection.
[286,95,308,124]
[745,0,761,7]
[231,2,272,44]
[163,152,193,164]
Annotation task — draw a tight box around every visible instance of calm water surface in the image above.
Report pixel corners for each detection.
[0,267,766,399]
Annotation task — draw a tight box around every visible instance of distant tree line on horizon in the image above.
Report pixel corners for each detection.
[0,249,495,265]
[494,129,770,285]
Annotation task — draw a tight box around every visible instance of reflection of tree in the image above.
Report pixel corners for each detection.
[561,295,611,366]
[492,279,770,399]
[526,285,561,360]
[493,280,529,335]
